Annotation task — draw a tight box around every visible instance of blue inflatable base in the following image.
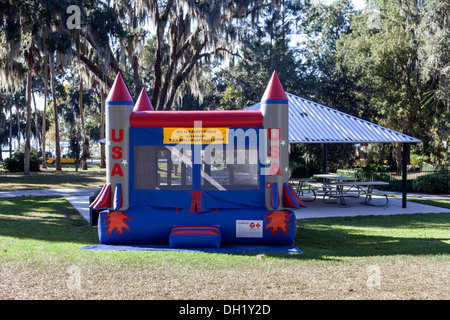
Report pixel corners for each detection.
[81,244,302,254]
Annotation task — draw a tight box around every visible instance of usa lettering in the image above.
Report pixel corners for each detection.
[111,129,124,177]
[268,128,281,176]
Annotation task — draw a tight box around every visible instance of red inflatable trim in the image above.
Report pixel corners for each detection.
[171,226,220,236]
[173,225,220,230]
[190,191,203,213]
[134,88,154,111]
[106,73,133,102]
[283,184,299,208]
[170,229,220,236]
[288,183,307,208]
[129,110,263,127]
[261,71,288,101]
[90,183,111,210]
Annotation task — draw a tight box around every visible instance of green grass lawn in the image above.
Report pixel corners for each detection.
[0,165,106,191]
[0,196,449,300]
[409,199,450,209]
[298,214,450,259]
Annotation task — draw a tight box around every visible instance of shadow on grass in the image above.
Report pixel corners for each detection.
[0,196,98,245]
[283,213,450,261]
[0,170,106,191]
[1,196,448,260]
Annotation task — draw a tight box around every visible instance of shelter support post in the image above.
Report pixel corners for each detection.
[402,143,408,208]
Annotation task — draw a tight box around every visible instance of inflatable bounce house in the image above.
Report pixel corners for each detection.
[90,71,305,249]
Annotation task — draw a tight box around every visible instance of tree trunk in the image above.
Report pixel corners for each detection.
[9,101,13,158]
[132,55,142,97]
[17,104,20,148]
[79,78,88,170]
[32,90,40,149]
[50,56,61,171]
[152,27,163,108]
[0,105,2,160]
[100,86,106,168]
[24,69,32,175]
[162,45,205,110]
[41,59,48,169]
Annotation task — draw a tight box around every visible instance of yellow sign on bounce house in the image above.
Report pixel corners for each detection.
[164,128,229,144]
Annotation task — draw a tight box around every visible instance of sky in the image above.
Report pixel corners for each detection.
[352,0,366,10]
[323,0,366,10]
[350,0,366,10]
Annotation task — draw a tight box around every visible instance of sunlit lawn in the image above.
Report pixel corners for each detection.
[0,196,448,300]
[0,164,106,191]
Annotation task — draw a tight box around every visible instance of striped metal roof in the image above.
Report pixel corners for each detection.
[247,93,421,144]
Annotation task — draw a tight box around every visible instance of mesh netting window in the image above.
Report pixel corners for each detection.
[134,146,192,190]
[201,146,258,190]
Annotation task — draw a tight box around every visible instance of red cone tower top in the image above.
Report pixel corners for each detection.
[106,72,133,105]
[133,88,154,111]
[261,71,288,102]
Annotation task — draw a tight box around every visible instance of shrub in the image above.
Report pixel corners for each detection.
[291,163,310,178]
[412,173,450,194]
[376,180,414,192]
[3,151,41,172]
[363,163,389,172]
[306,161,322,175]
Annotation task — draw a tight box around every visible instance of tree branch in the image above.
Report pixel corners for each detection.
[163,39,207,110]
[206,47,242,59]
[75,49,113,88]
[80,28,119,74]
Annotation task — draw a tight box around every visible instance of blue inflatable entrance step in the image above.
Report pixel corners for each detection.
[169,225,222,248]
